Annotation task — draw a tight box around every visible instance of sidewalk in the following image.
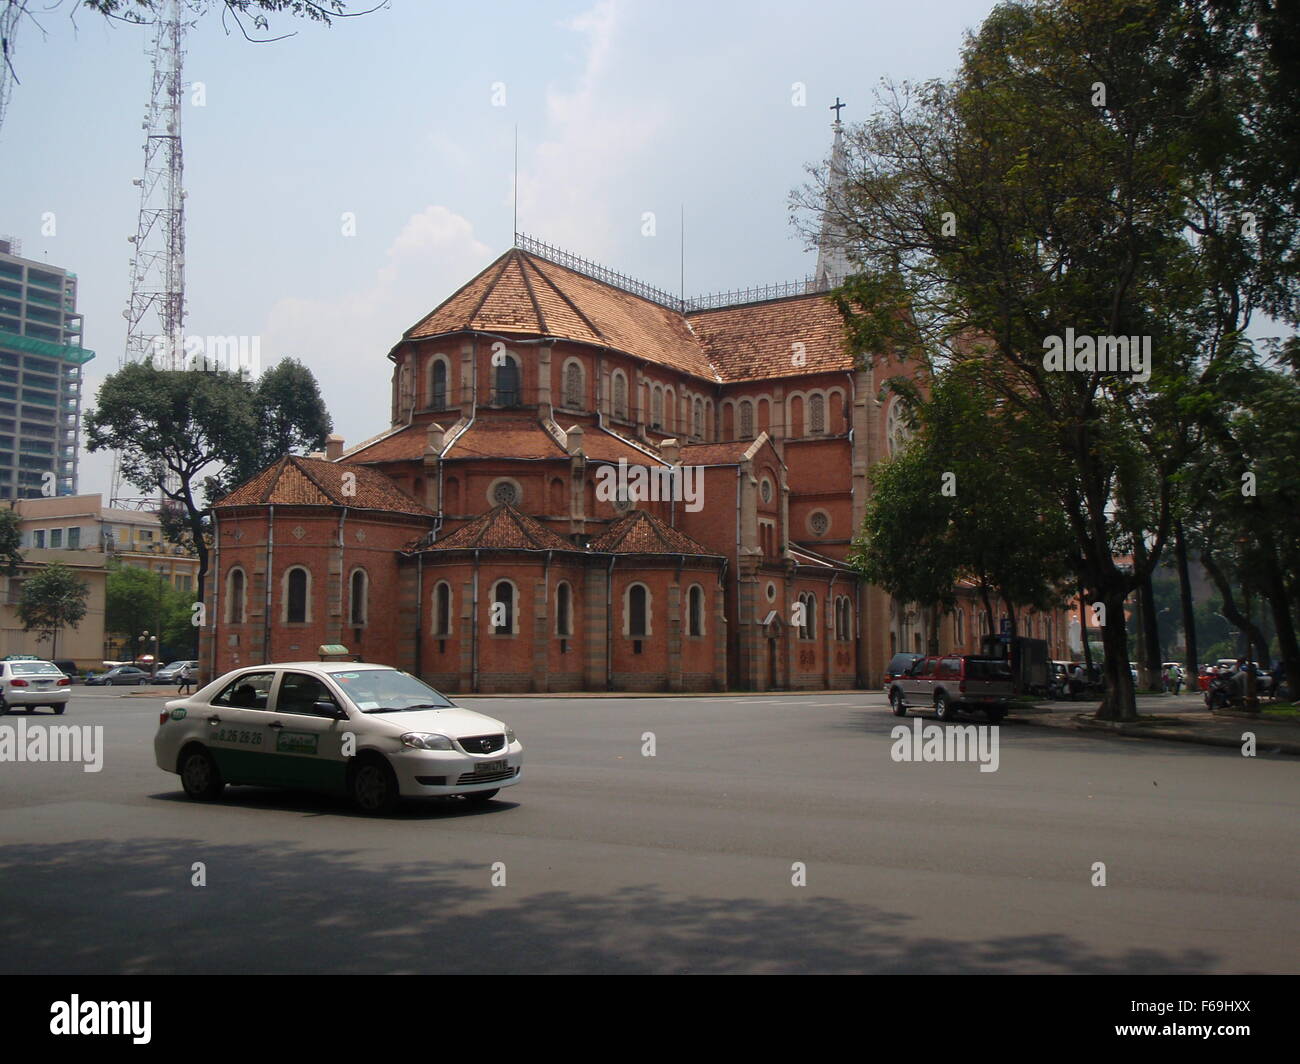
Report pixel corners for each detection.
[1010,694,1300,756]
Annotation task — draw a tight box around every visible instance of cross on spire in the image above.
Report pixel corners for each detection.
[830,97,846,123]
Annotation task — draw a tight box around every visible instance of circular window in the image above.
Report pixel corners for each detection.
[765,582,776,602]
[489,479,521,507]
[760,477,773,504]
[809,511,830,536]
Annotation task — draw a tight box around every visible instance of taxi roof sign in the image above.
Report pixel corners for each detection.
[318,644,350,658]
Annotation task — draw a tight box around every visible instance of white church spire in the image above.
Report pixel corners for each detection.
[812,98,853,291]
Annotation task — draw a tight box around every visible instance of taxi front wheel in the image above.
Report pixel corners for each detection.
[180,747,225,801]
[350,757,399,815]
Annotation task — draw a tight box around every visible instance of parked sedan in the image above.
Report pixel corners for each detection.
[0,659,72,714]
[155,661,524,814]
[154,660,199,684]
[85,665,154,686]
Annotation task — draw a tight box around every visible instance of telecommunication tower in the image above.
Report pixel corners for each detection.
[111,0,189,509]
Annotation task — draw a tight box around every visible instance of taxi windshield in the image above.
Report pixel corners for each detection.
[329,669,454,712]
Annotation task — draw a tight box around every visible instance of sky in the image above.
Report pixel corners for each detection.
[0,0,1000,497]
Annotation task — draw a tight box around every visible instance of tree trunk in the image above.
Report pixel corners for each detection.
[1174,520,1198,678]
[1257,528,1300,698]
[1079,583,1094,671]
[1096,584,1138,721]
[1139,568,1162,690]
[1202,550,1270,662]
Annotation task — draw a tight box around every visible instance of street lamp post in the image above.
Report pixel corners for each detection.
[141,630,158,678]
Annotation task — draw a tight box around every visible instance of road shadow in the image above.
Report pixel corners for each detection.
[0,836,1223,974]
[148,787,522,821]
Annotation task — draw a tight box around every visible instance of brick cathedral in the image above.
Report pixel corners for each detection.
[200,120,1068,692]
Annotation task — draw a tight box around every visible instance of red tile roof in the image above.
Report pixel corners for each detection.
[404,249,716,381]
[588,509,716,556]
[343,424,432,464]
[679,440,757,466]
[216,455,433,516]
[419,502,574,551]
[444,417,569,461]
[686,294,854,382]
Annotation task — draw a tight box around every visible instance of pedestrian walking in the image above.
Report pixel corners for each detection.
[177,664,195,695]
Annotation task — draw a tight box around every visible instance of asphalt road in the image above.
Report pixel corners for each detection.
[0,688,1295,974]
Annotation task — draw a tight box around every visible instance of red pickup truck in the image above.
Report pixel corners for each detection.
[888,654,1014,723]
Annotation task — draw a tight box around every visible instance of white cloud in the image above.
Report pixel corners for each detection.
[260,205,492,449]
[517,0,669,259]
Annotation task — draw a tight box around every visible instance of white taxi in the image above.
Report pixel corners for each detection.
[154,662,522,814]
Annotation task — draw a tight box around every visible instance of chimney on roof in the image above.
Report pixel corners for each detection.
[566,424,584,457]
[325,434,344,461]
[660,437,680,465]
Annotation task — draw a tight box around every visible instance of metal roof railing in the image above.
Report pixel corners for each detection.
[514,232,829,314]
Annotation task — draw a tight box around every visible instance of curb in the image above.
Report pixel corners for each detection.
[1015,713,1300,756]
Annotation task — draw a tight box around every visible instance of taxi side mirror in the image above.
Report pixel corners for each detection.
[315,700,348,720]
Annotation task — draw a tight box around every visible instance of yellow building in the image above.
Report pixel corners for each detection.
[0,547,107,668]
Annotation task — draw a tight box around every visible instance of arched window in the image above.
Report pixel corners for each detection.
[349,568,368,626]
[739,400,754,439]
[556,581,572,637]
[430,358,448,409]
[627,583,650,637]
[693,397,704,438]
[954,608,965,645]
[798,592,817,640]
[494,355,520,406]
[432,582,452,636]
[612,371,628,419]
[563,361,583,409]
[687,584,704,637]
[225,567,246,624]
[790,395,805,437]
[284,566,310,624]
[834,597,851,640]
[491,581,515,634]
[810,394,825,434]
[651,385,664,429]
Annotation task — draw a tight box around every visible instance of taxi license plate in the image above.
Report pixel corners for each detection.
[475,759,507,774]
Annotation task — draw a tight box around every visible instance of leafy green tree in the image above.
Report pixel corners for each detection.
[0,505,24,576]
[852,366,1073,651]
[85,362,259,609]
[106,562,193,659]
[215,357,333,495]
[17,562,90,660]
[799,0,1299,718]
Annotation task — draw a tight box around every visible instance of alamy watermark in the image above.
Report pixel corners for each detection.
[890,719,1000,773]
[148,330,262,376]
[50,996,150,1044]
[0,721,103,772]
[1042,328,1150,382]
[594,458,703,513]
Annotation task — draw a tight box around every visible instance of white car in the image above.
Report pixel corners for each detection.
[0,659,72,714]
[154,662,522,814]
